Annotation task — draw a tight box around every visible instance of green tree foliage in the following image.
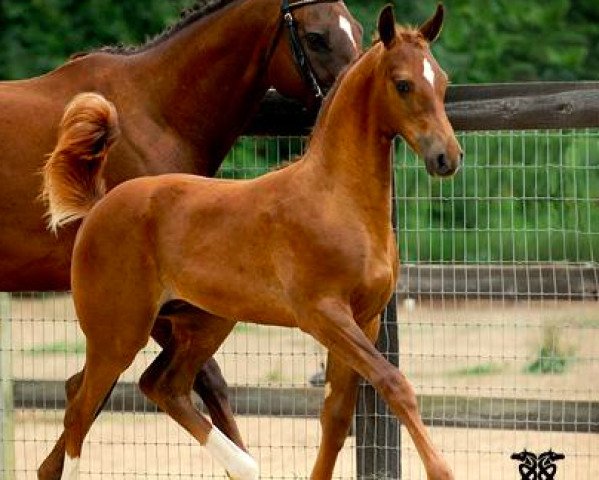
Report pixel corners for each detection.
[0,0,192,79]
[346,0,599,83]
[1,1,598,82]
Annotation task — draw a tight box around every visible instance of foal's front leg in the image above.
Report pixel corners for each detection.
[299,299,453,480]
[310,316,380,480]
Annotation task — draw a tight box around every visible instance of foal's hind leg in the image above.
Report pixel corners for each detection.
[310,316,380,480]
[38,366,121,480]
[38,370,86,480]
[152,305,245,450]
[38,343,140,480]
[39,301,151,480]
[139,311,258,480]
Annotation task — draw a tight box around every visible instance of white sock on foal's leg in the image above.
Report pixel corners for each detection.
[204,426,259,480]
[60,455,80,480]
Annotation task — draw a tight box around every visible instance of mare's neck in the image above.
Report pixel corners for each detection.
[130,0,279,175]
[307,46,394,219]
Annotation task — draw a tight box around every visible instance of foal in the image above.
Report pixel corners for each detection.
[42,5,461,480]
[28,2,361,474]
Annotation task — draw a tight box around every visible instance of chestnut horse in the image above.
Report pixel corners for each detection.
[41,4,461,480]
[1,0,361,466]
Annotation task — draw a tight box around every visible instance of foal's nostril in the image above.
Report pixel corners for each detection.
[436,153,449,174]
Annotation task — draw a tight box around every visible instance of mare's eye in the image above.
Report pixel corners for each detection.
[396,80,411,94]
[305,33,330,53]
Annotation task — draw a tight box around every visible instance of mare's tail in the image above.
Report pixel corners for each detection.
[42,92,120,232]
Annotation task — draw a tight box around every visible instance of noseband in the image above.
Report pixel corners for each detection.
[271,0,341,101]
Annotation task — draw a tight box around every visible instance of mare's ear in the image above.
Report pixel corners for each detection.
[378,5,396,48]
[419,3,444,43]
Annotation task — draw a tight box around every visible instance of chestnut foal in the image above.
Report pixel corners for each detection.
[28,2,361,476]
[42,4,461,479]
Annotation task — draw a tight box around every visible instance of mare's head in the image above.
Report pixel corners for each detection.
[267,0,362,109]
[373,4,462,177]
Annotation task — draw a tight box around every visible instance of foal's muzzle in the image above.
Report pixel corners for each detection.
[425,150,463,178]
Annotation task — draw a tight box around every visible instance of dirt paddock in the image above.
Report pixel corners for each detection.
[14,410,598,479]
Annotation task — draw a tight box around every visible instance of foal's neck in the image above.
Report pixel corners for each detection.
[307,46,394,219]
[131,0,279,175]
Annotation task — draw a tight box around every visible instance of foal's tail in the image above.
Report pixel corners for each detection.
[42,92,120,232]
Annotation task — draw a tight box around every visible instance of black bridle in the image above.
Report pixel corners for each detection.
[280,0,340,101]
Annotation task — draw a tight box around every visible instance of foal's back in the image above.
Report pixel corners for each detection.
[71,159,383,329]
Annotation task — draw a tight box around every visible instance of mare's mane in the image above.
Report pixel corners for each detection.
[71,0,239,59]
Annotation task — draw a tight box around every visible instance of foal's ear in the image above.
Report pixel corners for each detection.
[378,5,396,48]
[419,3,444,43]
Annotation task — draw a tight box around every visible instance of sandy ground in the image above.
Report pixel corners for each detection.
[12,410,599,479]
[4,294,599,478]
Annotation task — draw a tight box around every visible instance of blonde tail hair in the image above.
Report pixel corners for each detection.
[41,92,120,233]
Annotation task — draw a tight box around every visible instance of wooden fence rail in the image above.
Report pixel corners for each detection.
[14,380,598,433]
[247,82,599,135]
[398,264,599,300]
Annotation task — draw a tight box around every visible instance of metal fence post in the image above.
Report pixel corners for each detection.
[356,295,401,479]
[356,149,401,479]
[1,292,15,479]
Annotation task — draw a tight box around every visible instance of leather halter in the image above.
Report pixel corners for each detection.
[280,0,341,101]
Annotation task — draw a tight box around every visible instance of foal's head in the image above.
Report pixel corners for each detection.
[267,0,362,108]
[374,4,462,177]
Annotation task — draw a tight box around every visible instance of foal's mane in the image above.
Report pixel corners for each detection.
[372,25,428,48]
[71,0,239,59]
[315,26,426,123]
[272,25,427,171]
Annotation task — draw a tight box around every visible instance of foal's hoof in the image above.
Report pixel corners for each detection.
[427,461,454,480]
[427,465,455,480]
[225,460,259,480]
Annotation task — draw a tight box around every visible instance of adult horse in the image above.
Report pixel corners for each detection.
[0,0,361,467]
[41,4,461,480]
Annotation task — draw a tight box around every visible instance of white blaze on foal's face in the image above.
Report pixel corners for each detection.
[423,57,435,89]
[339,15,357,50]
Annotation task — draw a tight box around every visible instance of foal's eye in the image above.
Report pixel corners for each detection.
[305,33,330,53]
[396,80,411,94]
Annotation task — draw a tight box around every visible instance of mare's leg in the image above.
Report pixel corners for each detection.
[152,304,245,449]
[139,311,258,480]
[310,316,380,480]
[298,299,453,480]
